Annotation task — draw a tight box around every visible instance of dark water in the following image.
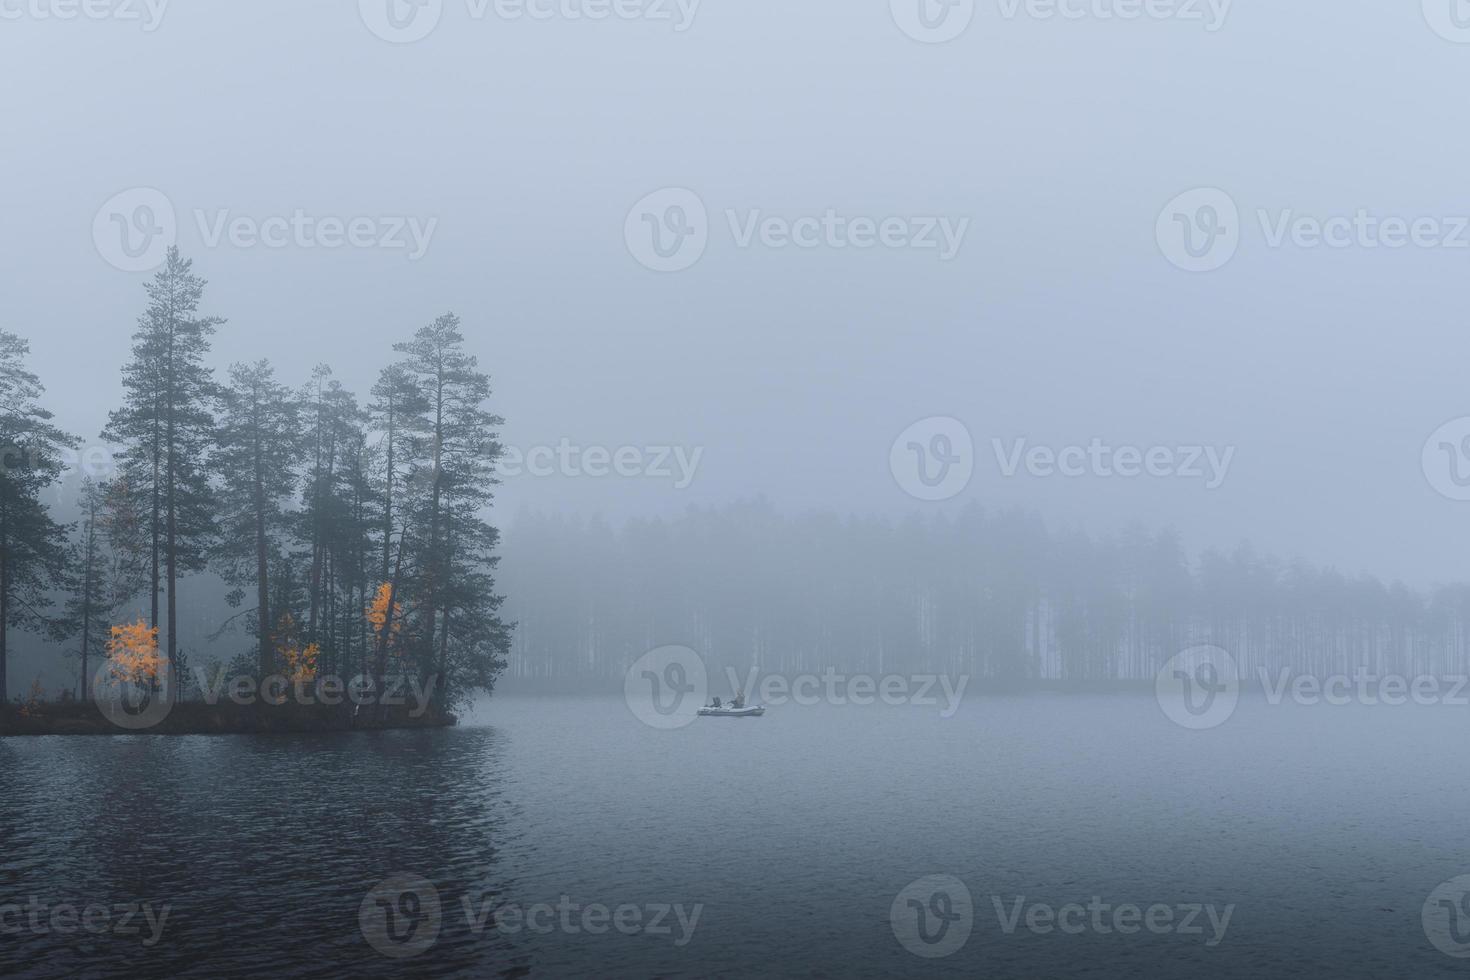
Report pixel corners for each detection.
[1,694,1467,977]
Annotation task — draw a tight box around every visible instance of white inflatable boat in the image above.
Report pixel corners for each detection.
[697,704,765,717]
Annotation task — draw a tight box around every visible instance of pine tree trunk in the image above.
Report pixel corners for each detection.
[80,504,95,701]
[375,529,409,710]
[165,336,178,688]
[150,416,160,631]
[382,399,394,583]
[0,509,8,709]
[308,390,324,636]
[254,407,271,676]
[423,378,444,674]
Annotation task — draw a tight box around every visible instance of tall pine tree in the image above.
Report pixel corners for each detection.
[369,363,428,584]
[394,313,509,705]
[102,247,222,685]
[0,331,77,707]
[213,360,299,676]
[63,478,110,699]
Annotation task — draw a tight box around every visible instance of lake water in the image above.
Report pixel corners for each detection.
[1,693,1467,977]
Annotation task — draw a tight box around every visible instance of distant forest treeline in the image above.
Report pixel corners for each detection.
[498,500,1470,686]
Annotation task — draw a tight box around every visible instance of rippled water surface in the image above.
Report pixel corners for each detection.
[2,694,1467,977]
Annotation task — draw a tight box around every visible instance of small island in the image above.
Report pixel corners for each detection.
[0,248,511,734]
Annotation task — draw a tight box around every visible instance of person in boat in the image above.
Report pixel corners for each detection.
[709,696,722,709]
[731,692,745,709]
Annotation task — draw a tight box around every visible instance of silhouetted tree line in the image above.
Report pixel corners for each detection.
[500,499,1470,685]
[0,248,510,711]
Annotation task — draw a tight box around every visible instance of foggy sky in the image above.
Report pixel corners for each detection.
[2,1,1468,587]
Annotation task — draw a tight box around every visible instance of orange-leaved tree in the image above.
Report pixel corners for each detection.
[366,582,403,652]
[274,614,320,683]
[18,678,45,717]
[105,618,164,688]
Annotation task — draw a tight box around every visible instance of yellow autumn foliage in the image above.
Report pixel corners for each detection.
[17,678,45,717]
[366,583,403,653]
[105,618,164,687]
[275,613,319,682]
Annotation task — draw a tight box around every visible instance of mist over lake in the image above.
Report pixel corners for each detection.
[5,1,1470,977]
